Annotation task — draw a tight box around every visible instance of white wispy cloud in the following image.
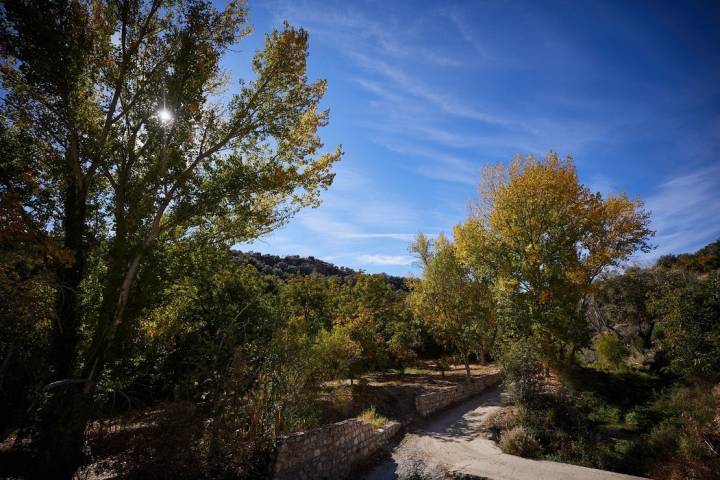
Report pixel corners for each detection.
[299,211,424,242]
[382,143,481,185]
[356,254,416,266]
[351,52,514,127]
[643,164,720,260]
[267,1,464,67]
[292,161,440,242]
[267,0,618,174]
[269,0,523,133]
[443,10,490,58]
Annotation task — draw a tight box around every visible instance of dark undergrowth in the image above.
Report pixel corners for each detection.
[494,362,719,479]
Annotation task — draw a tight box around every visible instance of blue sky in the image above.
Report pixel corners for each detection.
[226,0,720,276]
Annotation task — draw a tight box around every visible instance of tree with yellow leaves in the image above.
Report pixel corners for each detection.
[455,153,652,363]
[409,233,495,377]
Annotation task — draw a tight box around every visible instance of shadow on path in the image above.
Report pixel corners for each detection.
[410,388,503,442]
[363,387,504,479]
[363,385,647,480]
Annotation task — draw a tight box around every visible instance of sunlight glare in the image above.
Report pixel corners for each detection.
[158,108,173,124]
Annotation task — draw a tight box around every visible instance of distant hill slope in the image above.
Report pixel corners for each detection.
[656,238,720,273]
[232,250,409,290]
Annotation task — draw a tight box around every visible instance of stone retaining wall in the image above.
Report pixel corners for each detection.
[273,418,401,480]
[415,371,502,417]
[273,371,501,479]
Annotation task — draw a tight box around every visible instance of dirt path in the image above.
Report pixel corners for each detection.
[362,386,647,480]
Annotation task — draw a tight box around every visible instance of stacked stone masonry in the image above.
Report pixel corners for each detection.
[273,371,501,480]
[415,371,502,417]
[273,418,401,480]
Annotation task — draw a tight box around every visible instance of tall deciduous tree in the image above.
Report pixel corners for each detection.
[0,1,340,476]
[455,153,652,362]
[409,233,495,377]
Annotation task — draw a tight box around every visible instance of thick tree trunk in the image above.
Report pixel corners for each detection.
[49,167,87,380]
[37,387,91,479]
[463,352,471,378]
[38,139,90,479]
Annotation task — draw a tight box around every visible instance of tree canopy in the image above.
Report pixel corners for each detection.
[454,153,652,361]
[409,233,495,376]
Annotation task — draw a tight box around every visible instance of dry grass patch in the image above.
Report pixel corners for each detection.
[482,406,518,441]
[498,426,540,458]
[357,406,389,429]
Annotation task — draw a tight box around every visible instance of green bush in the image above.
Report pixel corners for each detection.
[652,272,720,381]
[312,326,362,381]
[501,339,544,407]
[624,407,648,430]
[499,426,541,458]
[588,404,621,425]
[593,333,627,371]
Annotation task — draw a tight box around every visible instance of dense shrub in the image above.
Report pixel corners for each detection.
[312,326,362,381]
[593,333,627,371]
[517,390,594,458]
[623,407,648,430]
[646,384,720,480]
[501,339,544,407]
[652,272,720,381]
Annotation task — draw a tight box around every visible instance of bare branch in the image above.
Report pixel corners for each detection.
[42,378,89,392]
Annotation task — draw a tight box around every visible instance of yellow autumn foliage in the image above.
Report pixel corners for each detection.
[455,152,652,360]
